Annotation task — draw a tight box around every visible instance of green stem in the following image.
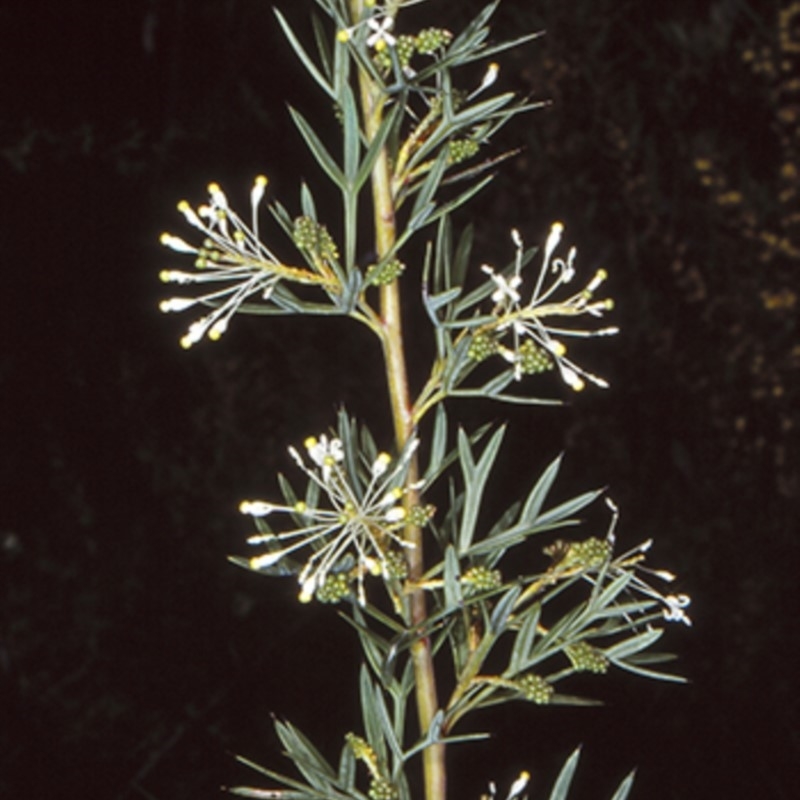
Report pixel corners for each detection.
[348,3,445,799]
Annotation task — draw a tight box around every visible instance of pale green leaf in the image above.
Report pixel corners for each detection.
[289,106,345,187]
[548,746,582,800]
[274,9,334,99]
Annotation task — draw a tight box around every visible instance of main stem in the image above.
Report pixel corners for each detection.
[349,5,445,800]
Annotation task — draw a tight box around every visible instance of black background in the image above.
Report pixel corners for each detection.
[1,1,797,798]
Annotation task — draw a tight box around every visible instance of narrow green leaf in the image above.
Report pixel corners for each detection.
[608,770,637,800]
[462,518,579,558]
[612,658,688,683]
[337,742,357,792]
[226,788,312,799]
[507,603,541,674]
[603,627,663,660]
[427,174,495,224]
[458,425,506,552]
[274,9,334,99]
[310,13,333,84]
[409,150,449,223]
[300,182,318,220]
[521,454,564,524]
[289,107,345,187]
[548,747,582,800]
[452,223,474,288]
[340,83,360,184]
[443,545,463,611]
[535,489,603,528]
[360,666,387,764]
[423,404,447,484]
[489,584,522,634]
[592,571,634,612]
[274,720,337,792]
[451,92,516,129]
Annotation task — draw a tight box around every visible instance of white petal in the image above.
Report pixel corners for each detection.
[239,500,275,516]
[543,221,564,271]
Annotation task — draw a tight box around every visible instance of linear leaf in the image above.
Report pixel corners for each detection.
[507,603,541,674]
[603,627,663,660]
[520,454,563,523]
[612,657,688,683]
[289,107,345,187]
[274,9,334,99]
[340,83,360,184]
[548,747,581,800]
[443,545,463,611]
[489,584,521,634]
[534,489,603,528]
[458,425,506,552]
[608,771,636,800]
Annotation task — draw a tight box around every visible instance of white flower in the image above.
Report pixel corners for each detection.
[159,177,334,348]
[468,62,500,101]
[507,771,531,800]
[599,498,692,626]
[480,223,619,390]
[338,10,396,50]
[366,15,396,50]
[241,433,421,606]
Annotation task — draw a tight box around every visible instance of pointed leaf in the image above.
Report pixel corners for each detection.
[534,490,603,528]
[521,454,564,524]
[457,425,506,552]
[603,627,663,661]
[489,584,521,634]
[274,9,334,99]
[289,107,345,187]
[548,747,582,800]
[608,771,636,800]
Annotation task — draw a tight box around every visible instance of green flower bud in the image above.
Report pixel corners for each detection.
[366,258,405,286]
[468,331,499,362]
[415,27,453,55]
[369,777,399,800]
[293,216,339,261]
[316,572,351,604]
[544,537,611,570]
[518,339,554,374]
[383,550,409,580]
[517,673,554,704]
[407,503,435,527]
[373,34,416,70]
[447,139,480,164]
[463,565,503,592]
[565,641,609,674]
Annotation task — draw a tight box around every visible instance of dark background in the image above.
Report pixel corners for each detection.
[1,1,797,798]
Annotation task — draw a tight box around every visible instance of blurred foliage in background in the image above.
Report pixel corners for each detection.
[1,0,796,798]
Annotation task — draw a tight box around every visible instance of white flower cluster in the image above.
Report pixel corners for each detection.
[159,177,307,349]
[240,433,421,606]
[481,223,619,390]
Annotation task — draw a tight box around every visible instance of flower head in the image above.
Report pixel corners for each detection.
[337,9,396,50]
[159,177,337,348]
[241,432,422,606]
[477,223,618,390]
[547,498,692,626]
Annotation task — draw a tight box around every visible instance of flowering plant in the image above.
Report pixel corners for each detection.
[158,2,690,798]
